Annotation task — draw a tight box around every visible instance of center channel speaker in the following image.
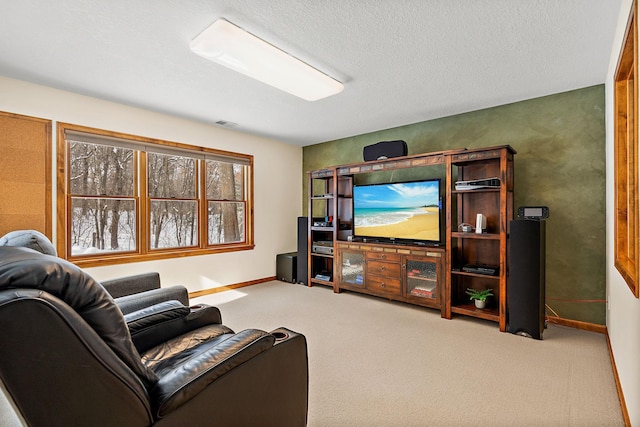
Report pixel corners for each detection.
[508,219,546,340]
[363,140,408,161]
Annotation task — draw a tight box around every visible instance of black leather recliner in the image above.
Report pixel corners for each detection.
[0,247,308,426]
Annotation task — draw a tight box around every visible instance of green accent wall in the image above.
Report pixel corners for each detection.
[303,85,606,325]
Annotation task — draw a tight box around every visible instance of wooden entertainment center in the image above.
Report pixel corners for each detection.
[307,145,515,331]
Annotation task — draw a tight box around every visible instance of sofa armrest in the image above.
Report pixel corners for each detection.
[124,300,190,333]
[115,286,189,315]
[125,302,223,353]
[151,329,276,418]
[102,272,161,298]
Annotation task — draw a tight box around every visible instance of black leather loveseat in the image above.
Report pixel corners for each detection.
[0,246,308,426]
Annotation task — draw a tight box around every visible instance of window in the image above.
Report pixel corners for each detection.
[206,159,245,244]
[147,152,198,249]
[57,123,253,267]
[68,140,136,254]
[614,0,639,298]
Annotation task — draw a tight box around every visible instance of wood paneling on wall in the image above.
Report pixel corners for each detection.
[0,111,52,238]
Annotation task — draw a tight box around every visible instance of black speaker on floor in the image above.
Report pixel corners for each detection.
[297,217,308,285]
[508,219,546,340]
[276,252,297,283]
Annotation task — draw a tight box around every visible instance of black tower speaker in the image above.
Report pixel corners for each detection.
[297,217,308,285]
[508,219,546,339]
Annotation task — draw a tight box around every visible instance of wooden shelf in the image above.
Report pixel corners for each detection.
[451,188,500,194]
[451,270,500,280]
[451,232,501,240]
[311,226,334,232]
[311,253,333,260]
[310,278,334,287]
[334,150,451,176]
[408,293,437,300]
[451,303,500,322]
[408,275,437,283]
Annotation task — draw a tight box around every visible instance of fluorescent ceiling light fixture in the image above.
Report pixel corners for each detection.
[190,19,343,101]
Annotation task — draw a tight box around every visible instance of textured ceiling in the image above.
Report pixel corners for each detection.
[0,0,623,146]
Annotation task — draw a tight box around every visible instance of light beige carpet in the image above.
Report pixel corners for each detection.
[0,280,623,426]
[193,281,624,427]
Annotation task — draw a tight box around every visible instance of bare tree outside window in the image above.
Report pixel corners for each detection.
[58,124,254,266]
[206,160,245,244]
[148,152,198,249]
[69,141,136,255]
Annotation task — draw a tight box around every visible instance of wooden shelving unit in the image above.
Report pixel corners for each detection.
[445,146,515,331]
[307,145,515,330]
[307,169,353,290]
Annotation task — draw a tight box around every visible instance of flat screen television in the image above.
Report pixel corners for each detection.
[353,179,442,245]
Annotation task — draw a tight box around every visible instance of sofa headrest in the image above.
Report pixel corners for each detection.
[0,246,157,387]
[0,230,57,256]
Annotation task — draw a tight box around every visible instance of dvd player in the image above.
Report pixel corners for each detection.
[312,241,334,255]
[455,177,500,190]
[313,221,332,227]
[462,264,498,275]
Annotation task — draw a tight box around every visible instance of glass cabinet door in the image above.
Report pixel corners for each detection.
[406,258,439,300]
[340,251,365,287]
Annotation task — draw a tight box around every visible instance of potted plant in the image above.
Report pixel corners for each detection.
[466,288,493,309]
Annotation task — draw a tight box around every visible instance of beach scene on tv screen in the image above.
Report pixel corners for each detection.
[354,180,440,242]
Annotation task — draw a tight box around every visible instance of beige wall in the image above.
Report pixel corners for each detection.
[607,1,640,424]
[0,76,303,292]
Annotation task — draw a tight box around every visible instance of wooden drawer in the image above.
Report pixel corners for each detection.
[367,275,401,295]
[367,260,401,277]
[366,251,401,262]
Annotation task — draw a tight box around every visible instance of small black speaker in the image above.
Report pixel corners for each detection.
[297,217,308,285]
[276,252,297,283]
[508,219,546,339]
[363,140,408,161]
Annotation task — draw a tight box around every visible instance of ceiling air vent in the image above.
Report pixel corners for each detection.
[215,120,238,128]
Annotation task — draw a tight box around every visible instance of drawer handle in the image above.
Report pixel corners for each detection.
[381,254,386,259]
[380,266,386,271]
[381,282,386,288]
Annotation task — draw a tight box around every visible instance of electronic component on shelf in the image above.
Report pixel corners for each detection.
[459,223,474,233]
[455,177,500,190]
[313,216,333,227]
[312,241,334,255]
[313,221,333,227]
[314,273,332,281]
[475,213,486,234]
[462,264,498,276]
[517,206,549,220]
